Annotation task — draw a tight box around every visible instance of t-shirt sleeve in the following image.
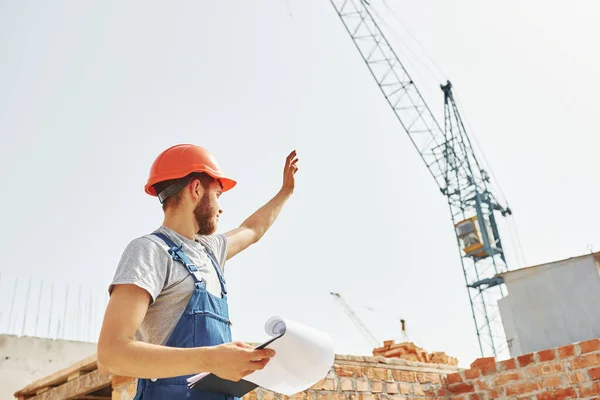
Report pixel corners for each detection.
[197,233,229,273]
[108,237,169,304]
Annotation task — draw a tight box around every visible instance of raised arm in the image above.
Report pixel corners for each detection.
[225,150,298,260]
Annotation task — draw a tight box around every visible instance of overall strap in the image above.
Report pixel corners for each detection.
[152,232,203,286]
[202,246,228,296]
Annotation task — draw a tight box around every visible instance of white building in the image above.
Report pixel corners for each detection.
[498,252,600,358]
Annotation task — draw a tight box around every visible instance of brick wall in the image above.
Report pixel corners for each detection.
[429,338,600,400]
[111,354,461,400]
[111,339,600,399]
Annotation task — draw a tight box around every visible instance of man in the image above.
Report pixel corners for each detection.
[97,144,299,399]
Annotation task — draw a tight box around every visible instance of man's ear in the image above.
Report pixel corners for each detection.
[190,179,204,200]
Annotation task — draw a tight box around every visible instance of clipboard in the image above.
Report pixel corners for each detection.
[188,334,284,397]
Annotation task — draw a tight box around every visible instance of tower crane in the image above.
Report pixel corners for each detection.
[328,0,512,359]
[330,292,380,348]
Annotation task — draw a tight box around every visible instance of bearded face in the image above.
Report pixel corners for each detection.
[194,191,219,235]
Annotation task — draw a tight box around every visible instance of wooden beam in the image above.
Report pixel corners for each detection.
[35,387,51,395]
[14,354,99,397]
[26,370,111,400]
[68,371,84,381]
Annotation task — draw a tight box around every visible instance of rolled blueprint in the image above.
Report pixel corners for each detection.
[245,316,335,395]
[187,316,335,396]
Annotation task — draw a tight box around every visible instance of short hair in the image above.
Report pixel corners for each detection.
[153,172,215,211]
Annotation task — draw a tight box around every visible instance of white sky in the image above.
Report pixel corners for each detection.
[1,0,599,368]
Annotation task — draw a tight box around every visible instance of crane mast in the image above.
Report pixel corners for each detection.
[329,0,512,359]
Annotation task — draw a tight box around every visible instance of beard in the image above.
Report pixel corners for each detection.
[194,193,218,236]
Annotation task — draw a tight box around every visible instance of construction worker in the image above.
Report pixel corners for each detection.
[97,144,299,399]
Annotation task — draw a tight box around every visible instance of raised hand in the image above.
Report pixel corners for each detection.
[282,150,299,194]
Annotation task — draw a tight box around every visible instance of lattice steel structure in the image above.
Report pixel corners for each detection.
[329,0,512,359]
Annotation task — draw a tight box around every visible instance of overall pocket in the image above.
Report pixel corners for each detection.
[193,310,232,347]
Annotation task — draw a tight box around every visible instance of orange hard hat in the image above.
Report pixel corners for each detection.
[144,144,237,197]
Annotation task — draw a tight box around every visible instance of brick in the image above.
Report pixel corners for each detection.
[358,393,379,400]
[417,372,441,383]
[358,394,377,400]
[493,371,522,386]
[470,357,496,370]
[469,394,481,400]
[581,339,600,354]
[356,379,369,392]
[311,378,336,390]
[590,367,600,381]
[392,370,417,382]
[568,371,587,384]
[242,391,258,400]
[570,353,600,370]
[480,363,497,376]
[505,381,541,396]
[386,382,399,394]
[448,382,475,395]
[469,357,496,376]
[541,375,562,387]
[422,386,436,397]
[261,391,277,400]
[412,384,424,396]
[517,353,535,368]
[537,349,556,362]
[340,377,354,391]
[335,365,363,377]
[288,393,311,400]
[558,344,575,359]
[526,362,563,377]
[398,383,411,395]
[488,390,500,399]
[578,381,600,397]
[363,367,390,381]
[317,394,345,400]
[499,358,517,370]
[475,380,488,390]
[448,396,466,400]
[536,387,577,400]
[371,381,383,393]
[464,368,480,380]
[446,373,463,385]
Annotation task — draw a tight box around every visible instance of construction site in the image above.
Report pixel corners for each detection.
[1,0,599,399]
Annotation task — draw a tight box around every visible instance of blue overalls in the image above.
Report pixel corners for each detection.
[133,232,238,400]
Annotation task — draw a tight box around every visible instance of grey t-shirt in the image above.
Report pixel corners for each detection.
[109,225,229,345]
